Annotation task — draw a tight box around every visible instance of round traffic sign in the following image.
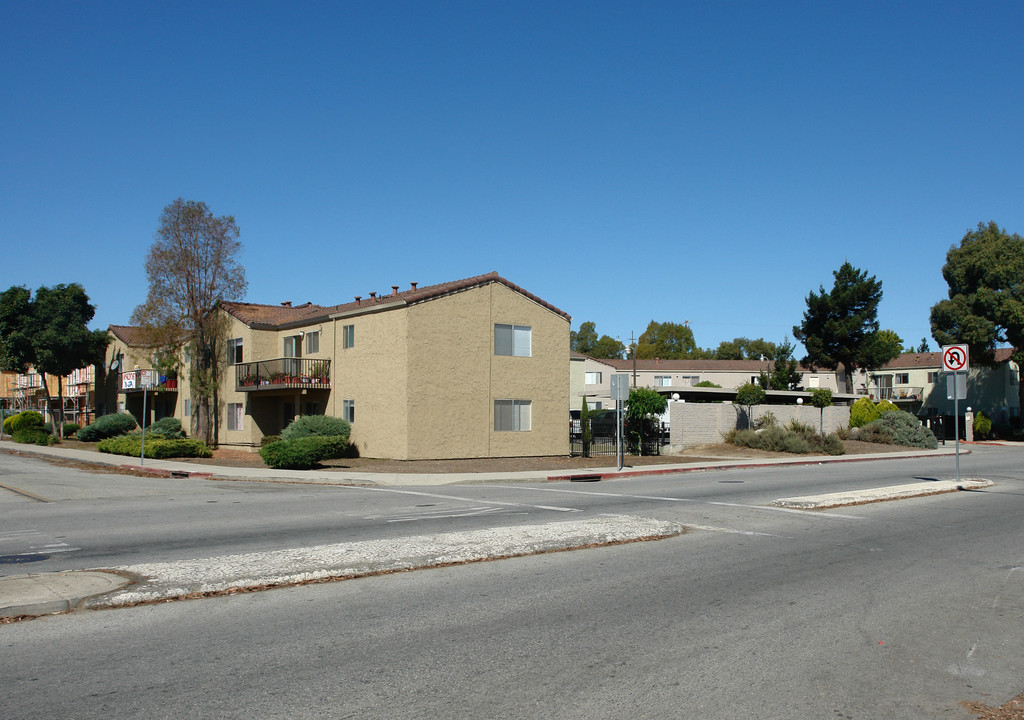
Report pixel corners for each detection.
[943,345,968,372]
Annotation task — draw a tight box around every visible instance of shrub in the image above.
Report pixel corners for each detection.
[13,427,57,446]
[849,397,880,428]
[142,417,186,439]
[694,380,721,388]
[260,434,281,447]
[62,423,82,438]
[785,419,817,435]
[859,411,938,449]
[973,411,992,440]
[97,435,212,458]
[4,411,45,434]
[77,413,138,441]
[875,399,899,416]
[280,415,351,442]
[724,423,845,456]
[259,435,352,469]
[753,410,777,430]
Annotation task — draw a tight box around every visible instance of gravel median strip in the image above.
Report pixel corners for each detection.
[94,515,684,607]
[772,479,993,510]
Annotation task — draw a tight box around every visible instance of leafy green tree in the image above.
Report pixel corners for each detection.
[131,199,247,445]
[571,321,625,358]
[635,320,697,359]
[809,388,833,435]
[757,339,803,390]
[715,337,780,361]
[735,382,766,429]
[570,321,599,354]
[625,386,667,455]
[930,221,1024,413]
[0,284,108,437]
[793,262,899,394]
[589,335,626,359]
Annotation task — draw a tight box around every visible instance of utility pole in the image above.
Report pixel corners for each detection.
[630,331,637,388]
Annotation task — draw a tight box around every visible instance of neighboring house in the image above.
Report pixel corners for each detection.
[101,325,186,426]
[854,349,1020,424]
[1,366,98,426]
[105,272,570,460]
[578,357,844,410]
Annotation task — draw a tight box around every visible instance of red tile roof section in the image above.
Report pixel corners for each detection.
[221,272,570,329]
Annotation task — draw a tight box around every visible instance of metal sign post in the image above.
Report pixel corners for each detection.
[942,345,969,484]
[610,374,630,471]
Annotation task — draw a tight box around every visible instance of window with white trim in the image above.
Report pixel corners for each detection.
[494,324,531,357]
[895,372,909,384]
[226,338,243,366]
[494,399,531,431]
[227,403,244,431]
[343,399,355,423]
[305,331,320,354]
[654,375,672,387]
[342,324,355,349]
[927,371,939,383]
[585,372,602,384]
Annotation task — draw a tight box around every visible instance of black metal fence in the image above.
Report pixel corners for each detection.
[570,417,669,457]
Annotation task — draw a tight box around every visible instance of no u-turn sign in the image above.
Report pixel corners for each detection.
[942,344,969,373]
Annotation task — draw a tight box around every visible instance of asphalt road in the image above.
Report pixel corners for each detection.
[2,447,1023,718]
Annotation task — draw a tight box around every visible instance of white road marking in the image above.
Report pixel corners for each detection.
[495,485,865,520]
[352,486,581,513]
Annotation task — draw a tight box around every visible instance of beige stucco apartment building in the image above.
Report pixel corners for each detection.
[102,272,570,460]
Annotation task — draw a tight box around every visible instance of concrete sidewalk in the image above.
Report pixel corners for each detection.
[0,438,968,487]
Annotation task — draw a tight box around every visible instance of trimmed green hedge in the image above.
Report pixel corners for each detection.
[281,415,351,442]
[4,411,45,435]
[139,417,185,439]
[13,427,57,446]
[78,413,138,441]
[259,435,353,470]
[98,435,212,459]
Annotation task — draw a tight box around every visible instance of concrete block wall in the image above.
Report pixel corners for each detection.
[667,402,851,452]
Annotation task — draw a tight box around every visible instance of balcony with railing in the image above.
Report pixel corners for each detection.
[860,385,925,402]
[234,358,331,392]
[119,369,179,393]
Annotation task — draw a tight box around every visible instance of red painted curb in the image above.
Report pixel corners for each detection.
[546,450,964,483]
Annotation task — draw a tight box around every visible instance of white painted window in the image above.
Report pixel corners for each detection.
[342,324,355,349]
[927,371,939,383]
[343,399,355,423]
[895,372,909,384]
[808,376,820,388]
[226,338,243,365]
[305,331,320,354]
[494,400,531,431]
[494,324,531,357]
[585,372,602,384]
[655,375,672,387]
[227,403,244,431]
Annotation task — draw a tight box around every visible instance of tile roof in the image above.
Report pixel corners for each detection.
[221,271,571,329]
[108,325,159,347]
[881,348,1016,369]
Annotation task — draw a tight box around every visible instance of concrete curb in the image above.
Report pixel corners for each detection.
[772,479,994,509]
[0,571,132,618]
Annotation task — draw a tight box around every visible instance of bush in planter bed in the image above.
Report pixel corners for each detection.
[280,415,351,442]
[13,427,57,446]
[4,410,45,435]
[259,436,351,470]
[97,435,212,458]
[855,411,937,449]
[140,417,186,439]
[77,413,138,441]
[62,423,82,438]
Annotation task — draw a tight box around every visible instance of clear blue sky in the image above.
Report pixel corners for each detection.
[3,1,1021,356]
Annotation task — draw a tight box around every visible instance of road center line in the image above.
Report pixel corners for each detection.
[493,485,865,520]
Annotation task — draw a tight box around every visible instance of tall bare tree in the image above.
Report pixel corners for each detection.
[131,199,246,445]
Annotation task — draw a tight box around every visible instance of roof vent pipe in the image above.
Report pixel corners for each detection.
[410,282,418,290]
[392,286,399,296]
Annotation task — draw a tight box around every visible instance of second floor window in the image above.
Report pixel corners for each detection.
[495,324,531,357]
[227,338,243,366]
[895,373,909,384]
[305,331,320,354]
[585,372,602,384]
[655,375,672,387]
[343,324,355,349]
